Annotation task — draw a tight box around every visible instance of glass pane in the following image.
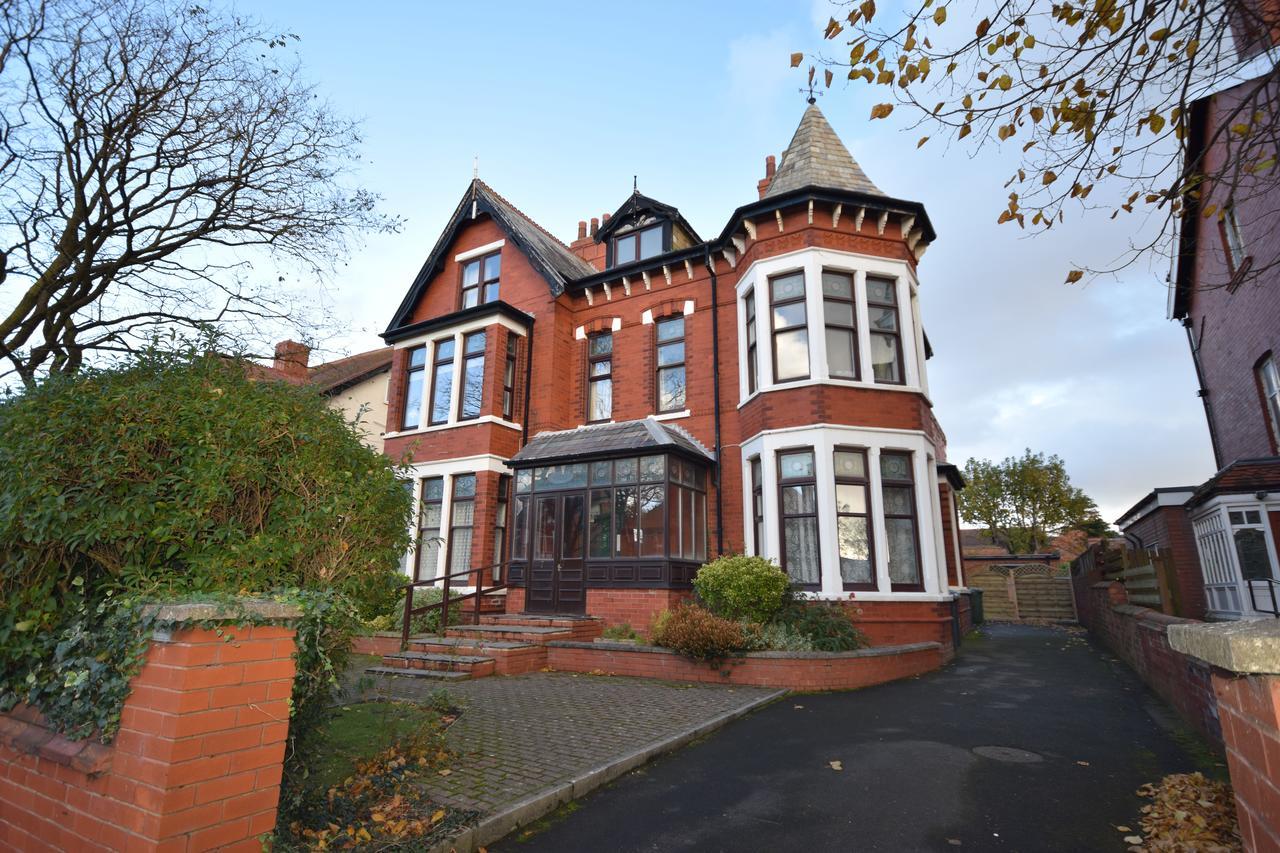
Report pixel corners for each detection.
[589,334,613,356]
[772,301,806,330]
[590,460,612,485]
[770,272,805,302]
[512,496,529,559]
[867,277,896,304]
[821,270,853,298]
[658,367,686,411]
[782,484,816,514]
[590,360,611,377]
[746,321,756,346]
[430,364,453,422]
[462,288,479,309]
[784,517,820,585]
[515,470,532,493]
[465,332,486,354]
[483,282,499,303]
[639,484,665,557]
[826,328,856,379]
[454,474,476,498]
[539,464,587,490]
[435,339,456,360]
[614,457,637,483]
[588,378,612,421]
[1229,511,1245,525]
[615,487,638,557]
[775,328,809,380]
[416,536,440,580]
[657,341,684,366]
[462,261,480,286]
[886,517,921,585]
[615,234,636,263]
[460,355,484,418]
[420,503,442,529]
[880,453,913,482]
[483,253,501,280]
[695,492,707,561]
[589,489,612,558]
[838,516,872,584]
[403,370,424,428]
[682,485,696,559]
[534,498,556,560]
[452,499,474,526]
[1236,528,1273,580]
[870,306,898,333]
[423,478,444,500]
[657,316,684,341]
[640,455,665,482]
[693,466,706,489]
[779,450,815,479]
[824,299,855,327]
[562,495,585,559]
[835,484,867,514]
[408,347,427,368]
[745,292,755,319]
[871,334,901,383]
[1246,510,1262,524]
[834,451,866,479]
[450,527,473,572]
[668,486,682,557]
[883,486,914,516]
[639,225,663,259]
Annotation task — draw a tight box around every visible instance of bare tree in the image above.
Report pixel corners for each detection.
[801,1,1279,287]
[0,0,396,386]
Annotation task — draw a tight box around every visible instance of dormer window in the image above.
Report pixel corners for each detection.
[461,251,500,308]
[612,225,664,266]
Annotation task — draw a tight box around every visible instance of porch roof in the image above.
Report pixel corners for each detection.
[509,418,714,466]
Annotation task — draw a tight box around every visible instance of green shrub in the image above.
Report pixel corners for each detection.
[602,622,642,642]
[740,620,817,653]
[650,603,746,662]
[775,598,869,652]
[693,555,790,623]
[408,587,465,634]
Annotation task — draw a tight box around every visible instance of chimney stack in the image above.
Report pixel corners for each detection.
[577,220,588,240]
[602,212,611,224]
[272,340,311,382]
[758,155,777,199]
[589,217,599,238]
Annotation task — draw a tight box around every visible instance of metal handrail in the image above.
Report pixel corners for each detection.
[401,560,513,645]
[1246,577,1280,618]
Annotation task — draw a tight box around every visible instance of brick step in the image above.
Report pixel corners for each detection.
[479,614,600,629]
[410,637,537,653]
[364,666,473,682]
[381,652,497,677]
[445,624,574,644]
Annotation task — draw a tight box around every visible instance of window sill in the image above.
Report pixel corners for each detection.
[652,409,691,422]
[738,378,929,409]
[385,415,521,439]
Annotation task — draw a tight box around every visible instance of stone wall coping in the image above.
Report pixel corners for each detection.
[1092,581,1121,589]
[143,598,302,623]
[546,640,941,659]
[1168,619,1280,674]
[0,704,112,776]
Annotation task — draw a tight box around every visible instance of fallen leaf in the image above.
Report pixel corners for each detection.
[1123,836,1142,844]
[794,704,804,709]
[829,760,843,771]
[438,768,452,776]
[1076,760,1090,766]
[1115,826,1131,832]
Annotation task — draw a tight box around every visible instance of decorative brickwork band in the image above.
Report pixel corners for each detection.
[0,601,300,852]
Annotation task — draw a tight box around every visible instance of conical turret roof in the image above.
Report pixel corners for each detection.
[764,103,883,198]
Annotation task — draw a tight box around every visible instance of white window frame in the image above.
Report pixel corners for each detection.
[1259,355,1280,449]
[400,455,512,583]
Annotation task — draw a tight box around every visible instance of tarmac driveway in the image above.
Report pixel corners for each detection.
[497,623,1221,852]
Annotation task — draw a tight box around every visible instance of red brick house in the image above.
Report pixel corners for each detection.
[379,105,968,641]
[1117,68,1280,620]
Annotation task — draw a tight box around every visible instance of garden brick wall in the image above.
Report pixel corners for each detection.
[0,613,298,852]
[1213,671,1280,852]
[1083,583,1222,746]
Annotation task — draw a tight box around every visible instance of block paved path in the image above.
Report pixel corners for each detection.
[495,623,1224,853]
[344,667,780,817]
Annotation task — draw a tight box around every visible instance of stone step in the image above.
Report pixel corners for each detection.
[479,614,601,629]
[410,637,538,653]
[445,623,575,644]
[382,651,495,672]
[364,666,473,682]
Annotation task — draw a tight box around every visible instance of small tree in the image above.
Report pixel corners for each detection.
[957,449,1099,553]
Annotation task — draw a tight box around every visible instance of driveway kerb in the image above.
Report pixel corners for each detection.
[427,685,787,853]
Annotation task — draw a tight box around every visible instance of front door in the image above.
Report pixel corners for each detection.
[526,494,586,614]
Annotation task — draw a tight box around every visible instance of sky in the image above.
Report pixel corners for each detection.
[238,0,1217,523]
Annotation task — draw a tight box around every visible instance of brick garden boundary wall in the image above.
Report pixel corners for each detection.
[0,600,301,853]
[543,639,946,690]
[1169,620,1280,853]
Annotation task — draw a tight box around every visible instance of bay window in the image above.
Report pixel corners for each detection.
[587,333,612,423]
[428,338,455,425]
[777,448,820,587]
[867,277,904,384]
[834,448,874,589]
[880,451,922,589]
[458,331,485,420]
[655,316,686,413]
[745,290,759,393]
[403,346,426,429]
[770,272,809,382]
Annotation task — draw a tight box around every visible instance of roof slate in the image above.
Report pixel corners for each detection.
[510,418,715,465]
[475,181,596,288]
[764,104,883,198]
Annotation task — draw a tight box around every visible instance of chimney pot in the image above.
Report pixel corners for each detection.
[577,220,587,240]
[602,212,611,223]
[272,339,311,382]
[589,217,599,237]
[765,155,776,177]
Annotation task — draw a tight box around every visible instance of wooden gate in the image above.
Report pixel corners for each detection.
[967,563,1078,622]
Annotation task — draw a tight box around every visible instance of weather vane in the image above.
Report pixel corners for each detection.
[799,81,824,105]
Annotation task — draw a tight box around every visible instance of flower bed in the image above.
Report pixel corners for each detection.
[544,639,944,690]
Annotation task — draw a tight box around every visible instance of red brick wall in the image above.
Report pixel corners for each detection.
[1211,670,1280,852]
[0,621,297,852]
[1186,75,1280,465]
[1121,506,1208,620]
[838,599,956,649]
[584,589,693,634]
[1084,584,1222,746]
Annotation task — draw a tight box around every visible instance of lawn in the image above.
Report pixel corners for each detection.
[306,698,452,796]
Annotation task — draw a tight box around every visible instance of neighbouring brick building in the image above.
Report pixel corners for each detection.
[380,104,968,637]
[1116,67,1280,620]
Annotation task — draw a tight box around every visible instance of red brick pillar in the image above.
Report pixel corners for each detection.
[0,600,300,852]
[1170,620,1280,852]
